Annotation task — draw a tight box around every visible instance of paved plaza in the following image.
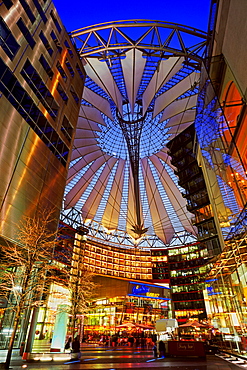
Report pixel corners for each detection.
[0,346,246,370]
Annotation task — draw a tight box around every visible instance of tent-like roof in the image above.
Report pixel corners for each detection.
[64,20,208,248]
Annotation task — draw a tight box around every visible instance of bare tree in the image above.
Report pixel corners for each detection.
[57,234,98,340]
[0,208,58,369]
[69,266,97,340]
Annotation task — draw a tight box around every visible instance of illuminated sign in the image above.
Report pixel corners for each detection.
[132,285,150,295]
[128,282,170,300]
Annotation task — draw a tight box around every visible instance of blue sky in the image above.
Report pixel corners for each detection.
[53,0,211,33]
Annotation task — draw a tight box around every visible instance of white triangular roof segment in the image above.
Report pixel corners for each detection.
[165,110,196,128]
[79,105,107,126]
[80,156,118,219]
[70,145,100,162]
[142,57,184,115]
[121,49,146,113]
[83,86,114,120]
[66,152,111,186]
[102,159,126,230]
[141,157,174,244]
[76,117,102,133]
[153,71,200,117]
[126,166,143,239]
[65,154,112,208]
[160,94,198,122]
[84,58,123,115]
[149,154,196,236]
[168,122,193,134]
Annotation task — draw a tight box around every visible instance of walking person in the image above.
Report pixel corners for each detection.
[72,336,81,359]
[153,341,158,358]
[64,337,72,352]
[158,340,165,357]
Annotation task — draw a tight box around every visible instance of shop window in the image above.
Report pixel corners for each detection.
[39,31,53,56]
[17,18,36,49]
[33,0,47,23]
[19,0,35,23]
[0,17,20,60]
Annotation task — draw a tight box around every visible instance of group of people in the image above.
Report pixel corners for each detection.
[99,334,155,348]
[64,336,81,359]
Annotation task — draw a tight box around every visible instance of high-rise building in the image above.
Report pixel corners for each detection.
[0,0,84,349]
[0,0,85,243]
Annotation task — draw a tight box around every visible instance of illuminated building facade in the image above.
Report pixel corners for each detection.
[0,0,85,242]
[84,276,170,336]
[0,0,247,356]
[198,0,247,352]
[0,0,84,349]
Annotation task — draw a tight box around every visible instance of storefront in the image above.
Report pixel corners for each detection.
[83,275,171,339]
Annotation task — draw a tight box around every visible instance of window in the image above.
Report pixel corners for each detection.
[32,0,47,23]
[70,85,79,104]
[76,63,84,79]
[21,59,59,119]
[19,0,35,23]
[50,10,61,33]
[39,55,53,79]
[39,31,53,56]
[0,57,68,166]
[61,115,73,142]
[57,83,68,103]
[17,18,36,49]
[65,58,74,77]
[56,61,67,81]
[64,40,74,58]
[50,31,62,53]
[2,0,13,9]
[0,17,20,60]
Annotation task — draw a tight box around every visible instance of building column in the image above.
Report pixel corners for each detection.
[50,305,69,352]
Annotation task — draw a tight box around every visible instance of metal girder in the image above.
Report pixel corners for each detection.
[70,20,208,61]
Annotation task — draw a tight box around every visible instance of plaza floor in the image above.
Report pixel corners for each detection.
[0,346,247,370]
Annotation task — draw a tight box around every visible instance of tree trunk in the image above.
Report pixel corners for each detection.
[4,271,30,368]
[4,304,22,369]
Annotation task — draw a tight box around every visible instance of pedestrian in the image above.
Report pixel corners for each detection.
[64,337,72,352]
[158,340,165,357]
[72,336,81,359]
[153,341,158,358]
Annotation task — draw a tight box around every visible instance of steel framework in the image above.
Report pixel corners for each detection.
[64,20,209,248]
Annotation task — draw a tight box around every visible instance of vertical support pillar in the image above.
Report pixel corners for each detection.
[22,307,39,360]
[50,305,69,352]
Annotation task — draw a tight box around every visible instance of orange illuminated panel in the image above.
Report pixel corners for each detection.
[222,81,242,143]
